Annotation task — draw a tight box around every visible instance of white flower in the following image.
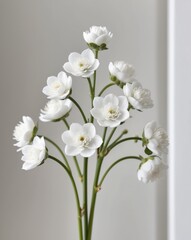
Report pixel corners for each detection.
[42,71,72,99]
[143,121,169,155]
[123,82,153,110]
[13,116,36,151]
[63,49,100,78]
[21,136,46,171]
[109,61,135,84]
[83,26,113,48]
[137,157,167,183]
[39,99,72,122]
[62,123,102,157]
[90,94,129,128]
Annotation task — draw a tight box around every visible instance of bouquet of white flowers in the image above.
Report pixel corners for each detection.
[13,26,169,240]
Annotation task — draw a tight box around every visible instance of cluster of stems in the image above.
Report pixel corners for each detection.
[42,50,142,240]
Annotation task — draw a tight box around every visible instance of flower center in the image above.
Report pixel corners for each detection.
[78,60,90,72]
[107,108,120,120]
[52,81,62,90]
[79,135,90,147]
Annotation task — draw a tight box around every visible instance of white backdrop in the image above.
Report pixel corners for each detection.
[168,0,191,239]
[0,1,167,240]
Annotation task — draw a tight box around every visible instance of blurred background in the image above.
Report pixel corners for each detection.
[0,0,183,239]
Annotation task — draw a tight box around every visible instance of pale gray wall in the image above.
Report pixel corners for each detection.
[0,1,167,240]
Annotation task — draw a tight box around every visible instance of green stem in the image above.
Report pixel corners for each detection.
[62,119,83,180]
[98,83,115,96]
[83,157,88,239]
[74,156,83,182]
[40,135,71,171]
[103,127,117,151]
[63,119,70,129]
[99,156,141,187]
[48,155,83,240]
[91,50,98,123]
[100,127,108,151]
[87,156,103,240]
[107,137,142,153]
[69,96,87,123]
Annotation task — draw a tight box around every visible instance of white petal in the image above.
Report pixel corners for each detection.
[80,148,95,157]
[103,94,118,105]
[22,162,39,171]
[47,76,57,86]
[81,49,95,64]
[63,62,76,75]
[62,131,75,145]
[68,52,82,65]
[88,135,103,149]
[144,121,157,139]
[118,96,129,109]
[83,123,96,138]
[123,83,132,97]
[65,145,82,156]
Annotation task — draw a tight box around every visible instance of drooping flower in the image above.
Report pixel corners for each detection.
[109,61,135,85]
[62,123,102,157]
[90,94,129,128]
[63,49,100,78]
[39,99,72,122]
[21,136,47,171]
[42,71,72,99]
[143,121,169,156]
[83,26,113,50]
[13,116,37,151]
[123,81,153,110]
[137,157,167,183]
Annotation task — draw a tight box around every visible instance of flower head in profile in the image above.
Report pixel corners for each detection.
[62,123,102,157]
[63,49,99,78]
[42,71,72,100]
[90,94,129,128]
[137,156,167,183]
[143,121,169,156]
[13,116,37,151]
[83,26,113,50]
[123,81,153,110]
[39,99,72,122]
[109,61,136,86]
[21,136,47,171]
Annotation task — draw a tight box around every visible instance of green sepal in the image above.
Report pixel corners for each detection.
[88,43,108,51]
[110,75,125,88]
[144,147,153,155]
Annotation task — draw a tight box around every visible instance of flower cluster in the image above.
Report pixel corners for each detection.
[13,25,169,183]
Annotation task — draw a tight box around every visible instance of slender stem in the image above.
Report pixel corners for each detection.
[99,156,141,187]
[69,96,87,123]
[39,135,71,171]
[62,120,83,180]
[100,127,108,151]
[87,156,103,240]
[63,119,69,129]
[98,83,115,96]
[107,130,128,151]
[48,155,83,240]
[74,156,83,181]
[107,137,142,152]
[83,157,88,239]
[91,50,98,123]
[103,127,117,151]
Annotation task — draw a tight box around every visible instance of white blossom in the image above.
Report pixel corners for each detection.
[63,49,99,78]
[123,81,153,110]
[39,99,72,122]
[42,71,72,99]
[90,94,129,128]
[137,157,167,183]
[83,26,113,47]
[62,123,102,157]
[13,116,36,151]
[109,61,136,84]
[21,136,46,171]
[143,121,169,156]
